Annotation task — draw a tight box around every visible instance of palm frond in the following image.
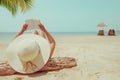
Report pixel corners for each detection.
[22,0,33,12]
[0,0,34,16]
[0,0,18,15]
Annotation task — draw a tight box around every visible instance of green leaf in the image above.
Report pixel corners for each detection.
[0,0,34,16]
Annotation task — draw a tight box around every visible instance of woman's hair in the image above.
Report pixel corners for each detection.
[32,29,45,38]
[32,29,39,35]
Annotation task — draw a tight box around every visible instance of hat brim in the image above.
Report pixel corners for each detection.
[6,34,50,74]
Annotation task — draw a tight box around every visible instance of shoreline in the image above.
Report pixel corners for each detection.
[0,31,120,39]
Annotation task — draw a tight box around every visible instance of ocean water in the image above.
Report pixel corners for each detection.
[0,31,120,39]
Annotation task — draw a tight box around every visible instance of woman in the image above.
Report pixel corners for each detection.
[15,19,56,58]
[0,19,56,75]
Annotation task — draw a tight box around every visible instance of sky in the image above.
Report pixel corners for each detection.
[0,0,120,32]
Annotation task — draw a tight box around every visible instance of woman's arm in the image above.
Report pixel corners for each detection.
[38,24,56,58]
[15,24,28,38]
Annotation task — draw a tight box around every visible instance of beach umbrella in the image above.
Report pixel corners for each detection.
[97,23,110,27]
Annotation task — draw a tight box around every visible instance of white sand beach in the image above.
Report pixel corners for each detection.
[0,35,120,80]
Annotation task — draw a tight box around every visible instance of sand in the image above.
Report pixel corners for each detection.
[0,35,120,80]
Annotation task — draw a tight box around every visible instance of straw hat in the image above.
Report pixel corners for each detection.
[6,34,50,74]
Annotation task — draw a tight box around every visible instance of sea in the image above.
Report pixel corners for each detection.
[0,31,120,40]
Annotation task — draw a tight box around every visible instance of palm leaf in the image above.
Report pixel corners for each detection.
[19,0,26,12]
[20,0,33,13]
[0,0,18,15]
[0,0,33,16]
